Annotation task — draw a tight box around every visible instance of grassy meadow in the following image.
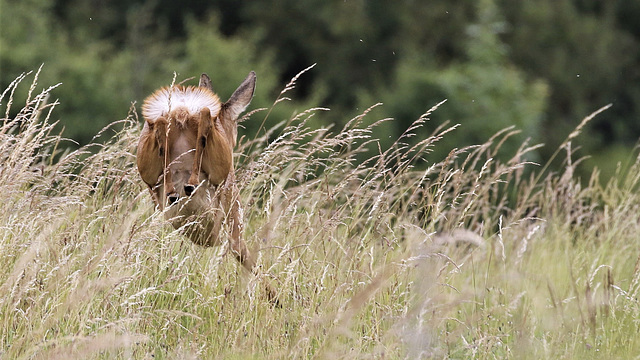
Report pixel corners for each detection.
[1,70,640,359]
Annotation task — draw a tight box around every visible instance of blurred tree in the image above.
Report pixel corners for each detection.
[395,0,475,64]
[500,0,639,161]
[1,0,134,144]
[242,0,404,108]
[367,0,548,162]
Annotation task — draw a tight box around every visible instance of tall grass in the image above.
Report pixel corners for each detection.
[1,69,639,359]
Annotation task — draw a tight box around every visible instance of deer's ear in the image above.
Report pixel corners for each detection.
[223,71,256,121]
[199,73,213,92]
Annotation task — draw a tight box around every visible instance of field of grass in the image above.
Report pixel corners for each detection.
[1,70,640,359]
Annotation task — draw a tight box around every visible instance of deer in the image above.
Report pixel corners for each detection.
[136,72,277,303]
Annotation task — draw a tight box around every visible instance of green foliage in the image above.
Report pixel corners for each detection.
[368,0,548,162]
[501,0,640,159]
[2,0,125,143]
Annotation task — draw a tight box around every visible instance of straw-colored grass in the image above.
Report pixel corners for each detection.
[1,68,638,359]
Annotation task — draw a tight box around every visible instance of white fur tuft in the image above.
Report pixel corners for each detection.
[142,86,221,122]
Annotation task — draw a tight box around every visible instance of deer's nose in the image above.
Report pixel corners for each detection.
[167,192,179,205]
[184,184,196,196]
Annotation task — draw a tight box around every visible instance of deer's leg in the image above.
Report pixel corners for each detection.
[226,186,279,304]
[185,108,213,197]
[153,117,177,205]
[196,202,225,247]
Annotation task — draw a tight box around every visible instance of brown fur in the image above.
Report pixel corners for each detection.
[137,72,277,303]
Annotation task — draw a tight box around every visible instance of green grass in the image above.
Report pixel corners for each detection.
[1,69,639,359]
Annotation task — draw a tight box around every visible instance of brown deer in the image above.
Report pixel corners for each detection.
[137,72,277,302]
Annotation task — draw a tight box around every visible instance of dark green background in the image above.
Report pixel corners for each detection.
[2,0,638,179]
